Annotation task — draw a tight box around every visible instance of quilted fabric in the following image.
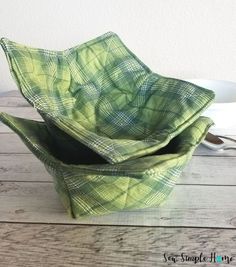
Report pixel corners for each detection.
[0,32,215,218]
[0,112,213,218]
[0,32,215,164]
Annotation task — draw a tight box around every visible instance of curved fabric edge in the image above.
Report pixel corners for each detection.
[0,112,75,218]
[0,112,213,175]
[46,82,215,164]
[0,112,214,217]
[0,33,215,164]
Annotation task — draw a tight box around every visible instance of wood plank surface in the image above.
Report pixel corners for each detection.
[0,181,236,228]
[0,154,51,182]
[0,124,14,133]
[0,91,21,97]
[0,134,32,154]
[0,223,235,267]
[0,96,30,107]
[1,90,236,265]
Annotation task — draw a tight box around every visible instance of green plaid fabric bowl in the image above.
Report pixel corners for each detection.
[0,112,213,217]
[0,32,215,218]
[0,32,215,164]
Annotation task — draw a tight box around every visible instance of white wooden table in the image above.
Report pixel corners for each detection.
[0,91,236,266]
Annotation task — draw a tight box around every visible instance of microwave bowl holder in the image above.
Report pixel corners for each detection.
[0,113,213,218]
[0,32,215,218]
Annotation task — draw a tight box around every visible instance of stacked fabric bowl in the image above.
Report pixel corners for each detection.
[0,32,215,218]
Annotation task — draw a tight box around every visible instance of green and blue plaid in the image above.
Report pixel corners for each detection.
[0,112,213,217]
[0,32,215,217]
[0,32,215,163]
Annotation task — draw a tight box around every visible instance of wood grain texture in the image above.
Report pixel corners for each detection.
[0,107,42,120]
[0,223,235,267]
[0,181,236,228]
[0,90,236,264]
[0,134,32,154]
[0,91,20,97]
[195,145,236,157]
[0,124,12,133]
[0,154,51,182]
[178,156,236,185]
[0,153,235,185]
[0,96,30,107]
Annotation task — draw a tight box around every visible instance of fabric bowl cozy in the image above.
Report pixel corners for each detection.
[0,112,213,218]
[0,32,215,218]
[0,32,215,164]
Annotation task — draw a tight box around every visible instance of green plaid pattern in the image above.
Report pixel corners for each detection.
[0,32,215,163]
[0,32,215,217]
[0,112,213,217]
